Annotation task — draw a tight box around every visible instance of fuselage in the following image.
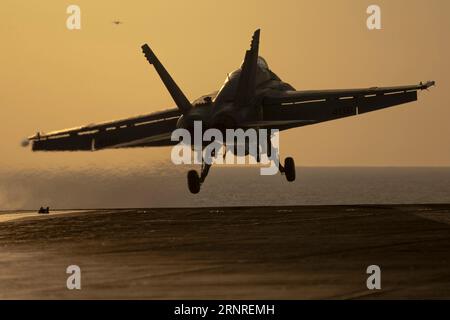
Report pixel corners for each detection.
[177,57,295,132]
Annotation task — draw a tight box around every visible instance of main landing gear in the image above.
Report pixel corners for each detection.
[279,157,296,182]
[265,134,296,183]
[186,139,296,194]
[187,162,211,194]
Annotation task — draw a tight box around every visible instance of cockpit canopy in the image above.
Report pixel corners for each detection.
[256,56,269,70]
[192,92,218,106]
[213,56,291,105]
[222,56,271,88]
[240,56,269,70]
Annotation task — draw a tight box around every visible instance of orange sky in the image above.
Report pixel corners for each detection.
[1,0,449,170]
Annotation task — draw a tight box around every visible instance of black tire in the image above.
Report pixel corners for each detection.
[284,157,296,182]
[187,170,201,194]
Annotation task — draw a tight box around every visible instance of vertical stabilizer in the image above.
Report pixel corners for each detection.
[234,29,260,107]
[141,44,192,114]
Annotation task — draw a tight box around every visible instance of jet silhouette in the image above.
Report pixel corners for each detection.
[27,29,435,193]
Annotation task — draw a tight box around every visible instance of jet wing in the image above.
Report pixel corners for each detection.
[260,81,435,130]
[28,108,181,151]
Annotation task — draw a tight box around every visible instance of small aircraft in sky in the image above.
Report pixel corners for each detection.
[26,29,435,193]
[112,20,123,25]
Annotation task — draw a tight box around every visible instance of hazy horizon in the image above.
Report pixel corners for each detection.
[1,166,449,210]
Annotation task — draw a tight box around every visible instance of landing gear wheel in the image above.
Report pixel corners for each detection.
[284,157,296,182]
[187,170,201,194]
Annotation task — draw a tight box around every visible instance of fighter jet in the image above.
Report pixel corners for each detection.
[26,29,435,193]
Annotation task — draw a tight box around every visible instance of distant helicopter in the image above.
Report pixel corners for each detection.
[112,20,123,25]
